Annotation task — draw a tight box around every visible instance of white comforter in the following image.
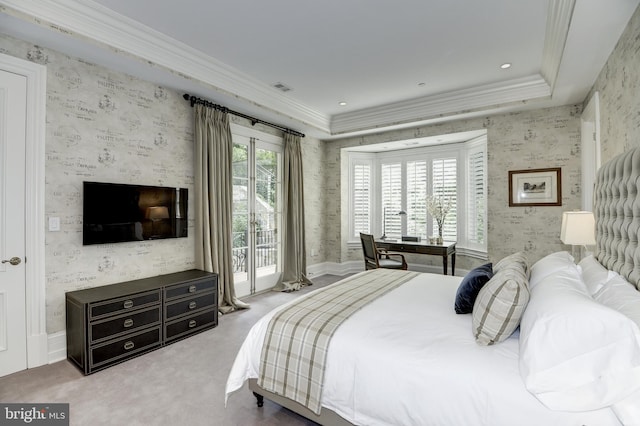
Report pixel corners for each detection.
[226,271,620,426]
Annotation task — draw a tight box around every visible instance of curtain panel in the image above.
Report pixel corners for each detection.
[275,133,311,291]
[194,104,249,312]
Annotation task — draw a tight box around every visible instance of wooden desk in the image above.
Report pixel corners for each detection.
[376,240,456,275]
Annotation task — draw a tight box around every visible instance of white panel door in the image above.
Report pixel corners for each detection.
[0,68,27,377]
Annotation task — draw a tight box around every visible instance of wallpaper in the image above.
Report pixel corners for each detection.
[0,33,326,335]
[0,35,198,333]
[325,105,583,271]
[587,4,640,164]
[2,1,638,336]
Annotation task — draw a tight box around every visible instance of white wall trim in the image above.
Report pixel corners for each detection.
[581,91,601,211]
[0,0,331,133]
[47,331,67,364]
[0,53,48,368]
[330,75,551,135]
[0,0,575,138]
[541,0,576,92]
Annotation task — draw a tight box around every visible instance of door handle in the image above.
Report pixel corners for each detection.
[1,257,21,266]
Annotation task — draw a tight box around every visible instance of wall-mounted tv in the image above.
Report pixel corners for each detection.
[83,181,188,245]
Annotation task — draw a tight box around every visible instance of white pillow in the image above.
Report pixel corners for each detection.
[612,388,640,426]
[595,274,640,330]
[579,254,617,296]
[519,266,640,411]
[529,251,575,288]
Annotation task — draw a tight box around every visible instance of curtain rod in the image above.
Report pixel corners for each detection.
[182,94,305,138]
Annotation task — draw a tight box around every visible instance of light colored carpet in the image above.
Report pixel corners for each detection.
[0,274,348,426]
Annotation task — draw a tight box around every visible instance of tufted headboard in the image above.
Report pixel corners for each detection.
[593,147,640,289]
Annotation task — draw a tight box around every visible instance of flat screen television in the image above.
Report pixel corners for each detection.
[83,181,188,245]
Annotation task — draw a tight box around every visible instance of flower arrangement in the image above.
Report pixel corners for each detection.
[426,195,452,239]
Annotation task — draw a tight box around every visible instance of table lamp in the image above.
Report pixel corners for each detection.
[560,211,595,260]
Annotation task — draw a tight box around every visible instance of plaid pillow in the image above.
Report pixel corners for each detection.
[472,266,530,345]
[494,251,530,278]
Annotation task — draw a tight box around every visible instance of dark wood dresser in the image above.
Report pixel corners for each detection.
[66,269,218,375]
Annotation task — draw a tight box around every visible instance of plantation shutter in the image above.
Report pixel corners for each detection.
[467,147,486,245]
[352,162,371,237]
[432,157,457,240]
[406,160,428,238]
[381,162,402,237]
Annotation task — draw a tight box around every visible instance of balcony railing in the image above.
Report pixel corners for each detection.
[232,229,277,273]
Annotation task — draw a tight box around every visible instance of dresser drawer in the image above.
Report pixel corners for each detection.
[165,309,217,342]
[164,278,216,301]
[90,290,161,319]
[90,327,161,369]
[90,306,161,343]
[165,291,215,320]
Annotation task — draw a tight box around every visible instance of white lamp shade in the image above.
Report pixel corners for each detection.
[560,211,596,245]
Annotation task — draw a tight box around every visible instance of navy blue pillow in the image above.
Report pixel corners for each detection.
[454,263,493,314]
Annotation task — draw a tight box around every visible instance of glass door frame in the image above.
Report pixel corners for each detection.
[231,124,283,297]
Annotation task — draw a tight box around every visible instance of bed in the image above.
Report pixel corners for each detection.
[225,147,640,426]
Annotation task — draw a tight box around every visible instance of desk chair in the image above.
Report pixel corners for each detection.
[359,232,408,270]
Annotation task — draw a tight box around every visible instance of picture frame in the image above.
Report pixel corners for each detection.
[508,167,562,207]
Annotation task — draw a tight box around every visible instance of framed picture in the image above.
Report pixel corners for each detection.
[508,167,562,207]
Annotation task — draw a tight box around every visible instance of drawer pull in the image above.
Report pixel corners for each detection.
[123,319,134,328]
[123,300,134,309]
[188,320,197,328]
[124,341,135,350]
[188,301,197,309]
[188,285,197,293]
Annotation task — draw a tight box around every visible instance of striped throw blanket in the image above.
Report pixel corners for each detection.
[258,268,419,414]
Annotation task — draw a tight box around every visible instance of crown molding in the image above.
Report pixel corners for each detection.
[0,0,575,138]
[541,0,576,91]
[330,75,551,135]
[0,0,331,133]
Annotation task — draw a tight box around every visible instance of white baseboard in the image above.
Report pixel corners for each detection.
[26,332,49,368]
[47,331,67,364]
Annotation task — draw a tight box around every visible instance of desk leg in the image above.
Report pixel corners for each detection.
[443,256,448,275]
[451,253,456,276]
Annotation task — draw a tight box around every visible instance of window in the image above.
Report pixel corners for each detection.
[349,155,373,240]
[465,140,487,252]
[431,157,457,240]
[347,135,487,256]
[380,162,402,238]
[406,160,428,237]
[352,159,372,236]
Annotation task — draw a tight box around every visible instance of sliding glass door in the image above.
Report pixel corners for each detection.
[232,128,282,296]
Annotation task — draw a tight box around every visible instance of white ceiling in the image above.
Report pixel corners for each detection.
[0,0,638,139]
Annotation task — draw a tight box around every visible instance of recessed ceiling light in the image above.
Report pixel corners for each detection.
[338,101,347,106]
[500,63,512,69]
